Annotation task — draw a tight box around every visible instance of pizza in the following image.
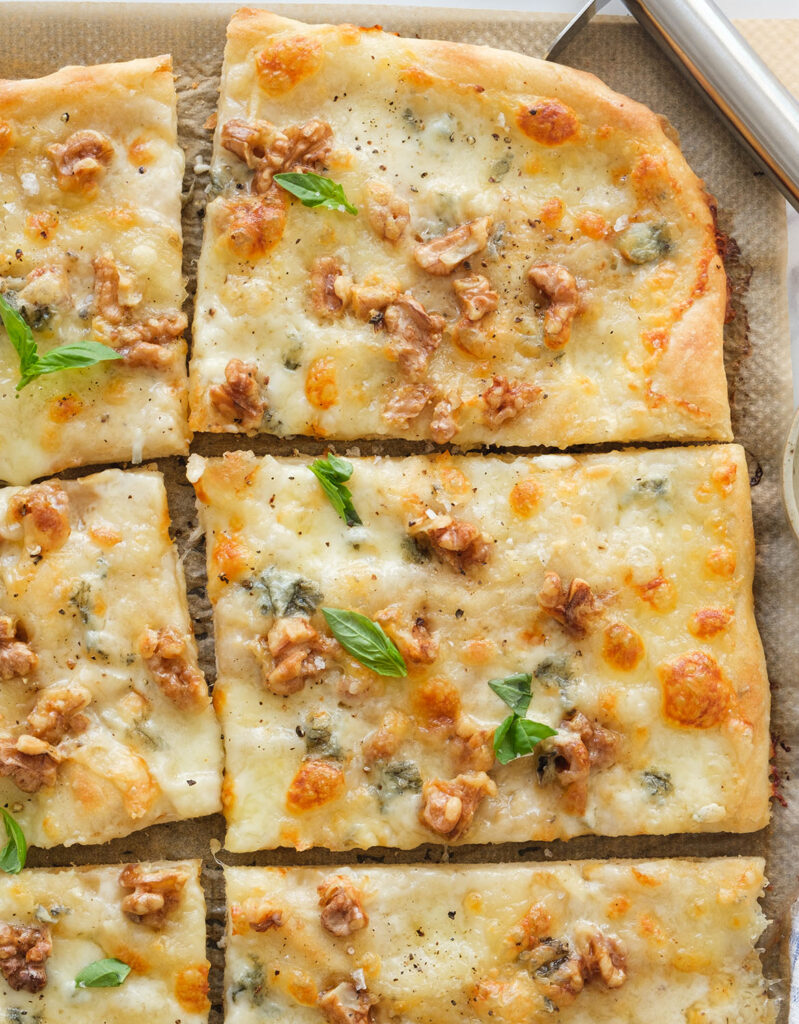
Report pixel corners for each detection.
[0,55,190,486]
[223,858,774,1023]
[0,467,223,848]
[188,445,769,852]
[0,859,209,1021]
[189,7,730,448]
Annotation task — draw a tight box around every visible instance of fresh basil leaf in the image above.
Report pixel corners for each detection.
[75,958,131,988]
[0,293,38,382]
[0,808,26,874]
[274,172,358,216]
[322,607,406,677]
[309,454,362,527]
[32,341,121,379]
[493,713,557,765]
[488,672,532,716]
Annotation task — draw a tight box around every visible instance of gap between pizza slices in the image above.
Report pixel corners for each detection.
[190,7,730,449]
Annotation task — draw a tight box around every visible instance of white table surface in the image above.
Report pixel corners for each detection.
[8,0,798,405]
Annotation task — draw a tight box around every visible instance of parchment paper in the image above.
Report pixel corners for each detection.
[1,6,797,1020]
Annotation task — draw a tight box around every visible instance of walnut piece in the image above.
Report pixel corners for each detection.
[453,274,498,322]
[429,395,461,444]
[26,684,91,743]
[364,179,410,242]
[318,875,369,937]
[537,711,621,816]
[373,606,438,664]
[409,512,492,573]
[220,117,333,193]
[527,263,579,349]
[255,616,336,696]
[0,615,37,681]
[573,921,627,988]
[139,627,207,710]
[0,922,51,993]
[537,573,600,637]
[319,981,376,1024]
[119,864,188,929]
[482,375,541,427]
[419,771,497,840]
[208,358,267,431]
[0,736,58,793]
[310,257,351,316]
[8,481,70,554]
[382,383,434,428]
[414,217,492,275]
[384,294,446,381]
[47,129,113,195]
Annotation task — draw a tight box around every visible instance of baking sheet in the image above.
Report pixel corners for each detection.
[1,5,797,1019]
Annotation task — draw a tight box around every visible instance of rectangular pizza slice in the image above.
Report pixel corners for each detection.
[0,55,190,485]
[189,8,730,448]
[0,467,222,847]
[224,858,774,1024]
[189,445,769,852]
[0,859,209,1022]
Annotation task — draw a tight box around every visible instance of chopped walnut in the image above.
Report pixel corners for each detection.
[409,513,492,573]
[139,628,207,710]
[319,981,376,1024]
[364,179,410,242]
[453,274,498,321]
[233,896,284,933]
[527,263,579,349]
[213,190,287,261]
[419,771,497,840]
[526,940,585,1008]
[362,709,411,764]
[573,922,627,988]
[453,717,495,772]
[18,265,71,312]
[429,395,461,444]
[8,481,70,554]
[537,712,621,816]
[91,254,186,367]
[414,217,492,276]
[47,129,113,195]
[537,573,600,637]
[220,117,333,193]
[0,615,37,681]
[255,616,336,696]
[0,736,58,793]
[382,383,434,428]
[374,606,438,664]
[349,278,400,321]
[208,358,267,431]
[384,294,446,381]
[119,864,187,929]
[318,875,369,937]
[481,375,541,427]
[0,922,51,993]
[310,257,351,316]
[26,684,91,744]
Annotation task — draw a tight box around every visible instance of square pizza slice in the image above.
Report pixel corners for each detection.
[0,859,209,1022]
[190,445,769,852]
[189,8,730,448]
[224,859,774,1024]
[0,467,222,848]
[0,56,191,485]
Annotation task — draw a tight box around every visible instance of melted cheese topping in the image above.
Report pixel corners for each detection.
[189,446,769,853]
[0,860,209,1022]
[0,468,222,847]
[224,859,773,1024]
[190,9,729,447]
[0,56,190,485]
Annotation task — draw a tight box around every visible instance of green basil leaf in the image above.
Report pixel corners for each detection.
[309,454,362,527]
[75,958,131,988]
[488,672,532,716]
[0,808,26,874]
[493,714,518,765]
[0,293,38,382]
[492,713,557,765]
[30,340,122,382]
[322,607,406,677]
[274,172,358,216]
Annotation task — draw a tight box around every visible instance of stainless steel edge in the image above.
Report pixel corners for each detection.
[622,0,799,210]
